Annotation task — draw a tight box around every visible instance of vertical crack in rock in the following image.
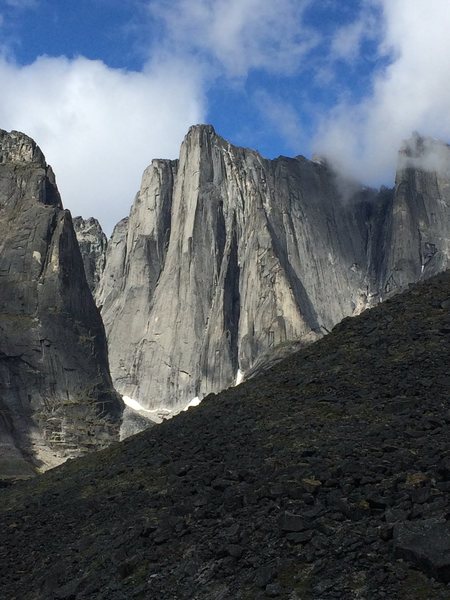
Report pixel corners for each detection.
[223,218,240,376]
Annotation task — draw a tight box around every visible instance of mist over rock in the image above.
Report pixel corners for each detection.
[98,125,392,411]
[0,129,122,479]
[73,216,107,294]
[381,134,450,293]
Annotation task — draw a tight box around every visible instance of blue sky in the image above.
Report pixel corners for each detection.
[0,0,449,233]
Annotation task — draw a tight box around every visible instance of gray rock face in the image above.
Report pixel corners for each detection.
[98,125,387,410]
[0,129,122,479]
[380,134,450,295]
[96,128,450,413]
[73,216,107,293]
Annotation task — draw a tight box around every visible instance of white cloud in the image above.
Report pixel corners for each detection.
[0,55,205,234]
[0,0,322,235]
[315,0,450,185]
[330,5,379,62]
[148,0,318,78]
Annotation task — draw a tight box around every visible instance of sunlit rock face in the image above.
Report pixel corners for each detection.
[0,129,122,479]
[98,125,394,411]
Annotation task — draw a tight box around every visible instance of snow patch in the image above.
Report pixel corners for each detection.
[123,395,160,414]
[183,396,201,411]
[33,250,41,265]
[235,369,244,386]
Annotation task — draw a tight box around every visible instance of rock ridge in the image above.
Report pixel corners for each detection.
[98,125,389,411]
[94,126,450,414]
[0,129,123,479]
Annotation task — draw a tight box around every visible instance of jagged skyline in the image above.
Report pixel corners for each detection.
[0,1,449,233]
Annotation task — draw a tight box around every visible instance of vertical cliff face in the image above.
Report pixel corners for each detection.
[99,125,388,411]
[73,216,107,293]
[380,134,450,295]
[0,130,122,479]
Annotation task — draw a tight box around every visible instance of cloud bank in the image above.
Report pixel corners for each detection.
[0,56,204,234]
[315,0,450,185]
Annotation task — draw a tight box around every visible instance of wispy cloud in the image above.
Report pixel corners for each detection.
[255,90,303,152]
[330,4,380,63]
[0,0,323,233]
[3,0,37,8]
[2,0,448,236]
[147,0,318,78]
[0,0,326,234]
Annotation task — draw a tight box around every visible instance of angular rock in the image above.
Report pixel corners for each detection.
[394,519,450,582]
[73,216,107,294]
[0,129,122,478]
[279,511,308,532]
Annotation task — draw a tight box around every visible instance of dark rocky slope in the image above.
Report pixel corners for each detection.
[0,130,122,480]
[1,270,449,599]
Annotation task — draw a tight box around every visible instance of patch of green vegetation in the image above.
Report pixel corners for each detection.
[0,457,36,479]
[0,312,37,333]
[308,401,346,421]
[278,562,313,597]
[123,561,148,586]
[0,312,35,322]
[400,569,438,599]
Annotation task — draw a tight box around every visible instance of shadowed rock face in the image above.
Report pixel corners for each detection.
[97,125,392,411]
[0,129,122,479]
[380,134,450,294]
[73,216,107,293]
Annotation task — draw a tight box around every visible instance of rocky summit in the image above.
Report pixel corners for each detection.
[1,271,449,599]
[96,125,382,412]
[95,125,450,414]
[73,217,107,294]
[0,130,122,480]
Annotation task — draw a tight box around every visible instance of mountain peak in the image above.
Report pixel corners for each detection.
[0,129,46,167]
[398,132,450,174]
[186,123,217,138]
